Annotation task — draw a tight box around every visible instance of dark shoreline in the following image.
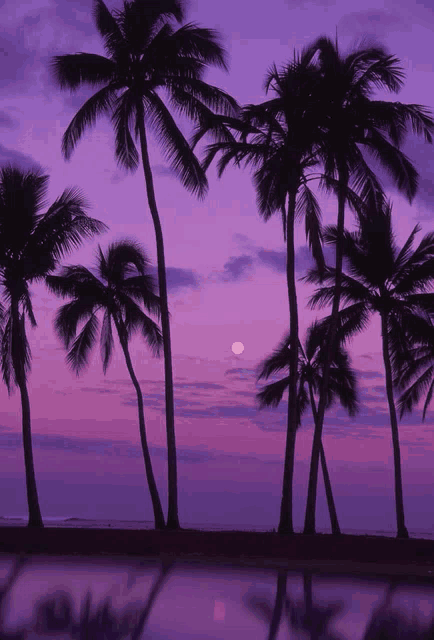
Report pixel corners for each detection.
[1,526,434,580]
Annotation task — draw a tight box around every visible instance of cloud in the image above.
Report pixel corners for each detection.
[152,164,178,179]
[0,422,281,466]
[146,266,201,293]
[0,110,19,129]
[338,9,405,38]
[0,144,44,173]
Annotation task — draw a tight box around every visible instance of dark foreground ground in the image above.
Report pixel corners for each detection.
[1,527,434,580]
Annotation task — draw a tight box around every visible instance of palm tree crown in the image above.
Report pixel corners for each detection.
[0,164,108,392]
[50,0,238,195]
[302,201,434,353]
[45,239,163,375]
[256,319,359,419]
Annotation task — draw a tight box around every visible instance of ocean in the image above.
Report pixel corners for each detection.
[1,515,433,539]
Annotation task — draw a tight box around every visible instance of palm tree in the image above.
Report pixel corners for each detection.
[50,0,239,530]
[301,198,434,538]
[191,47,354,535]
[256,319,359,535]
[301,34,434,535]
[45,239,166,529]
[0,164,108,528]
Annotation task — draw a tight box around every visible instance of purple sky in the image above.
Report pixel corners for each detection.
[1,0,434,534]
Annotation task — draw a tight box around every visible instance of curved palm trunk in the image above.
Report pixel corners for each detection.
[114,317,166,530]
[136,110,180,530]
[308,382,341,535]
[380,311,409,539]
[303,168,348,535]
[278,191,300,535]
[11,300,43,528]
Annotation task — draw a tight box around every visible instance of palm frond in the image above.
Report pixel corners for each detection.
[50,53,116,91]
[92,0,126,58]
[53,298,98,349]
[392,223,421,277]
[32,188,108,265]
[0,312,13,395]
[164,22,230,72]
[60,85,118,161]
[363,128,419,203]
[121,296,163,357]
[100,308,114,375]
[121,276,161,320]
[256,333,291,381]
[296,183,325,275]
[111,91,140,171]
[144,92,208,198]
[256,376,289,409]
[395,364,434,420]
[0,166,49,246]
[65,312,99,376]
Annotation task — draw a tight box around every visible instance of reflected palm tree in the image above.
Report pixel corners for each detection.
[50,0,238,530]
[244,569,429,640]
[0,165,108,528]
[27,557,174,639]
[256,319,359,535]
[0,555,30,640]
[302,199,434,538]
[301,34,434,536]
[243,569,345,640]
[45,239,166,529]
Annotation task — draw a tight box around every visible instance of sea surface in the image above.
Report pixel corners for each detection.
[0,515,433,539]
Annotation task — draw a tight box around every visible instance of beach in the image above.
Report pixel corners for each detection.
[1,518,434,582]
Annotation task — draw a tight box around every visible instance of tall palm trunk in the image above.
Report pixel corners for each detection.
[114,316,166,530]
[136,108,180,530]
[303,167,348,534]
[380,311,409,539]
[308,382,341,535]
[11,299,43,528]
[278,190,299,535]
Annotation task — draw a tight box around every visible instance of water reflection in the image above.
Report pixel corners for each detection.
[0,554,433,639]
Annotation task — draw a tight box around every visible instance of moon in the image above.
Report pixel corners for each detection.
[231,341,244,355]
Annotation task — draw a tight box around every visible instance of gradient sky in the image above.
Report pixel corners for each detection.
[1,0,434,534]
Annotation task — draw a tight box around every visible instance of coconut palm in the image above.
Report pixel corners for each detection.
[45,239,166,529]
[301,34,434,535]
[191,46,364,535]
[301,198,434,538]
[0,164,108,528]
[50,0,239,530]
[256,318,359,535]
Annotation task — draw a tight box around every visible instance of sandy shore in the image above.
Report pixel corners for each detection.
[1,526,434,581]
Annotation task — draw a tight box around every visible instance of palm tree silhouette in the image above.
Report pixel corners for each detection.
[301,34,434,536]
[301,198,434,538]
[0,164,107,528]
[192,47,335,535]
[45,239,166,529]
[50,0,238,530]
[256,318,359,535]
